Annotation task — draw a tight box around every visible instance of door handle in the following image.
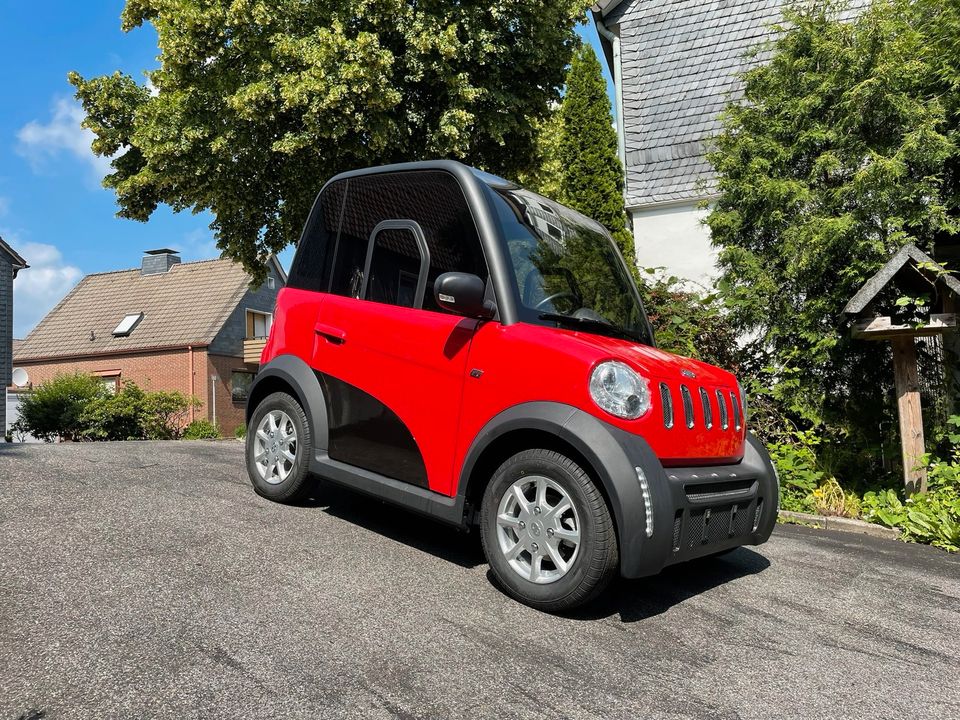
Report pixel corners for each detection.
[314,322,347,345]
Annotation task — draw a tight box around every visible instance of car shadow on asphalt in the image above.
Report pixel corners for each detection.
[295,482,486,569]
[553,548,772,623]
[300,481,771,619]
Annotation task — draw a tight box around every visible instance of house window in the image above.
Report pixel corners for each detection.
[93,370,122,394]
[231,371,254,402]
[267,276,276,290]
[113,312,144,337]
[245,310,272,339]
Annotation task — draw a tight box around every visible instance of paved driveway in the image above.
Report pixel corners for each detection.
[1,441,958,720]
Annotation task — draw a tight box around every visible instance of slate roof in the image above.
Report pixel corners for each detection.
[15,258,257,361]
[0,236,28,271]
[594,0,866,208]
[843,244,960,316]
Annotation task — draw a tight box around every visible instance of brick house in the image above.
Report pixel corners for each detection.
[13,249,284,436]
[591,0,866,284]
[1,236,28,434]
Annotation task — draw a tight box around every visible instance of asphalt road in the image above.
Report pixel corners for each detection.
[1,441,958,720]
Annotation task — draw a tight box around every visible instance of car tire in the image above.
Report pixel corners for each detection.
[246,391,315,503]
[480,449,619,612]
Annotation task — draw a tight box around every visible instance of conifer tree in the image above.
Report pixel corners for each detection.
[556,45,637,271]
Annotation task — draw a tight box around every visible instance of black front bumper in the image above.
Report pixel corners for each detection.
[556,410,778,579]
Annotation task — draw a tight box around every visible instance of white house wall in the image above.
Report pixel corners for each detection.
[630,201,716,287]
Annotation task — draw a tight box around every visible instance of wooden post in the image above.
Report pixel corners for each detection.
[891,337,927,495]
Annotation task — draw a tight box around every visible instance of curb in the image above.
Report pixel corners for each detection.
[777,510,901,540]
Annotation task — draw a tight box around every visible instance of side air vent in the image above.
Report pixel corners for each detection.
[660,383,674,429]
[699,387,713,429]
[731,391,743,431]
[716,389,729,430]
[680,385,695,429]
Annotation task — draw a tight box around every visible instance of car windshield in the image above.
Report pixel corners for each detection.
[488,188,653,345]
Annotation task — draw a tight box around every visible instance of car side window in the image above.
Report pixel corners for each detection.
[288,180,347,293]
[363,224,429,308]
[328,170,488,310]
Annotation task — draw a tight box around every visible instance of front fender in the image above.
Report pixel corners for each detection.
[457,402,653,578]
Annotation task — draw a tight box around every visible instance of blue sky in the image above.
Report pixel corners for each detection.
[0,1,612,338]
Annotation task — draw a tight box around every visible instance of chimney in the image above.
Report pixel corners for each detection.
[141,249,182,276]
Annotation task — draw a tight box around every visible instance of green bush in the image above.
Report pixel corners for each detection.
[15,376,200,442]
[140,388,197,440]
[80,381,198,441]
[81,382,147,440]
[182,419,222,440]
[16,373,107,441]
[768,430,826,513]
[234,424,247,439]
[862,438,960,552]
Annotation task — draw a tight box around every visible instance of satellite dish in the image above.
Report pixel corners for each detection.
[11,368,29,388]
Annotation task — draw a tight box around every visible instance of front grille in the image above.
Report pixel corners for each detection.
[684,479,755,503]
[682,502,755,549]
[661,382,740,433]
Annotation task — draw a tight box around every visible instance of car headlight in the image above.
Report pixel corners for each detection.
[589,361,651,420]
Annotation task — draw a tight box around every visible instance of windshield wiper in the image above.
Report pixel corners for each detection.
[538,312,642,343]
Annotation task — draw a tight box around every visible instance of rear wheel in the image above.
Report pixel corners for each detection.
[246,392,314,503]
[480,449,618,612]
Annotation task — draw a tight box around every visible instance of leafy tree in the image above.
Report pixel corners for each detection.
[553,45,636,271]
[518,108,564,202]
[707,0,960,471]
[70,0,591,281]
[638,269,739,370]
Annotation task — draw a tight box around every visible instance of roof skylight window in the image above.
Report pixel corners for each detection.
[113,312,144,337]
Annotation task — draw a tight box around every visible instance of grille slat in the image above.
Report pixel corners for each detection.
[699,387,713,429]
[731,391,743,431]
[716,390,729,430]
[660,382,674,429]
[680,385,695,429]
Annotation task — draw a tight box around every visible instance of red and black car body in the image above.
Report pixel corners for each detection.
[245,160,777,607]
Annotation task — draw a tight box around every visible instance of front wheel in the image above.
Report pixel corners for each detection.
[479,449,619,612]
[246,391,315,503]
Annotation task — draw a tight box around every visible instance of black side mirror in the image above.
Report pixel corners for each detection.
[434,272,495,319]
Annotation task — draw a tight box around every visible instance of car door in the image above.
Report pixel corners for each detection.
[311,170,489,496]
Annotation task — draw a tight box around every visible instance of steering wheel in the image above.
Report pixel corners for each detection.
[534,291,578,311]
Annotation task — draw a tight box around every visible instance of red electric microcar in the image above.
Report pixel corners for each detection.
[245,160,777,610]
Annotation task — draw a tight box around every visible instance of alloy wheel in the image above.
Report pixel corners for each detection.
[495,475,581,584]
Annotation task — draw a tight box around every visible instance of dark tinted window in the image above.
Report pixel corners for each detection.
[288,180,347,292]
[365,228,422,308]
[330,171,487,309]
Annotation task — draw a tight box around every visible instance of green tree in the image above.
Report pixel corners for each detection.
[554,45,636,271]
[70,0,591,281]
[707,0,960,468]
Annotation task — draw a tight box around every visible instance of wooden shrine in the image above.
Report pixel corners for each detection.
[843,244,959,495]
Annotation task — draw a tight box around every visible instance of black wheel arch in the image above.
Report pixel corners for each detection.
[246,354,330,451]
[457,402,654,576]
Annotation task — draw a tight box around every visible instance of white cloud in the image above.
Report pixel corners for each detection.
[16,98,113,185]
[11,240,83,338]
[173,227,221,262]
